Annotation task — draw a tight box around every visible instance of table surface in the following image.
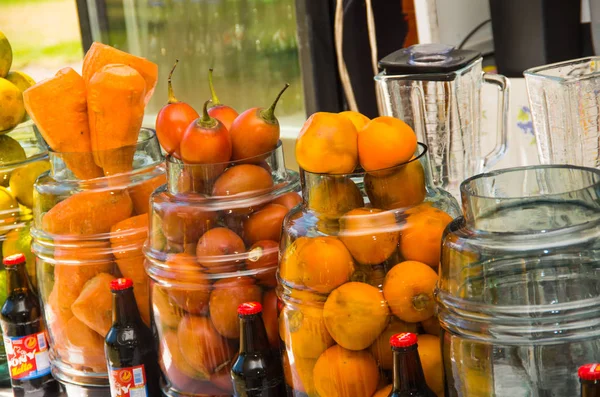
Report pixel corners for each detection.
[0,384,111,396]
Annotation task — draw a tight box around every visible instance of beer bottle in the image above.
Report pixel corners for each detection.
[231,302,285,396]
[579,363,600,397]
[105,278,161,397]
[388,333,436,397]
[0,253,59,396]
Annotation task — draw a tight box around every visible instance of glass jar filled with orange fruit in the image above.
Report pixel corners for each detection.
[278,108,460,397]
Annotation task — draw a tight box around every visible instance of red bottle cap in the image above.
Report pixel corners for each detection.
[110,278,133,291]
[3,253,26,267]
[238,302,262,316]
[579,364,600,381]
[390,332,418,348]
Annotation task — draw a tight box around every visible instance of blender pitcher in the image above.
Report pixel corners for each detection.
[375,44,509,199]
[524,57,600,167]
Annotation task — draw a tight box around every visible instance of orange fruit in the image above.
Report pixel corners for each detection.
[373,385,393,397]
[364,157,426,209]
[242,203,288,244]
[271,191,302,210]
[195,227,245,272]
[307,177,364,218]
[161,329,207,380]
[358,116,417,172]
[383,260,438,323]
[422,315,441,337]
[323,282,389,351]
[164,253,212,315]
[339,110,370,130]
[152,285,184,329]
[212,164,274,197]
[176,315,234,376]
[400,204,453,268]
[339,207,400,265]
[418,334,444,396]
[246,240,279,287]
[279,236,355,294]
[261,289,280,348]
[282,351,318,395]
[208,277,262,338]
[279,303,334,359]
[313,345,380,397]
[160,204,217,245]
[296,112,358,174]
[369,317,419,370]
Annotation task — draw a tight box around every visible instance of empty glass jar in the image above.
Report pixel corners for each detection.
[438,165,600,397]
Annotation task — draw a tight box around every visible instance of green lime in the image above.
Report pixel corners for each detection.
[0,186,17,235]
[0,135,26,186]
[2,225,36,289]
[9,160,49,208]
[0,271,7,306]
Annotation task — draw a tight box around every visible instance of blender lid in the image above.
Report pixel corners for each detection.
[379,43,482,74]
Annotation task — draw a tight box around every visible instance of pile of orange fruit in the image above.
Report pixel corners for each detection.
[277,111,453,397]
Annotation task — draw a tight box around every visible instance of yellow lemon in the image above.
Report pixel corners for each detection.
[0,78,25,132]
[5,71,35,123]
[2,224,36,289]
[0,134,26,186]
[9,160,49,208]
[0,186,18,235]
[0,31,12,78]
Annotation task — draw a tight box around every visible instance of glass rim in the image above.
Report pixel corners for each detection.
[460,164,600,200]
[47,127,157,156]
[523,56,600,82]
[299,142,428,178]
[166,140,283,167]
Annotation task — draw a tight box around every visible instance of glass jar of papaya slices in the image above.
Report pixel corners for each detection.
[278,142,460,397]
[144,141,300,396]
[0,121,49,385]
[31,128,166,387]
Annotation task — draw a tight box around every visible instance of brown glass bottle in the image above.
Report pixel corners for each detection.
[579,364,600,397]
[0,253,59,396]
[105,278,161,397]
[388,333,436,397]
[231,302,285,397]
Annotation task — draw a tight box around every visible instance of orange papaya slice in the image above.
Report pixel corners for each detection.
[71,272,115,337]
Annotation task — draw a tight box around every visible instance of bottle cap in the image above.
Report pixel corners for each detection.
[390,332,418,348]
[579,364,600,381]
[238,302,262,316]
[110,278,133,292]
[3,253,26,267]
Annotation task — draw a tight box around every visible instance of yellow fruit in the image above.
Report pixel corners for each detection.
[5,71,35,93]
[418,334,444,396]
[0,31,12,78]
[2,225,36,288]
[0,78,25,132]
[279,304,334,359]
[369,317,419,369]
[9,160,50,208]
[0,134,26,186]
[0,186,18,234]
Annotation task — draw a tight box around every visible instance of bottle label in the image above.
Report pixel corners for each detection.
[108,364,148,397]
[3,331,51,381]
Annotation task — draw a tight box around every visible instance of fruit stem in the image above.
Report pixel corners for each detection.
[260,83,290,123]
[412,293,431,312]
[167,59,180,104]
[208,68,221,106]
[198,99,217,128]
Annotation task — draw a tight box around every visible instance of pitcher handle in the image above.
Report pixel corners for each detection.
[482,73,510,170]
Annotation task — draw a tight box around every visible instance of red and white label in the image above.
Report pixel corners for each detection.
[109,364,148,397]
[4,331,51,381]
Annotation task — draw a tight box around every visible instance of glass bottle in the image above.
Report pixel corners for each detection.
[231,302,285,397]
[0,253,58,396]
[105,278,161,397]
[580,364,600,397]
[388,333,436,397]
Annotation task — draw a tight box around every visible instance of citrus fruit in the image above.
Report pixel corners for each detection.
[208,277,262,338]
[358,116,417,172]
[2,224,36,287]
[422,315,441,337]
[339,110,370,130]
[279,236,355,294]
[369,317,419,370]
[418,334,444,396]
[0,271,7,305]
[9,160,50,208]
[307,177,364,218]
[0,134,26,186]
[5,71,35,93]
[279,303,334,359]
[283,352,318,396]
[323,281,389,351]
[313,344,379,397]
[339,207,400,265]
[0,78,25,132]
[246,240,278,287]
[383,260,438,323]
[0,186,18,234]
[0,31,12,78]
[400,204,453,268]
[365,156,426,209]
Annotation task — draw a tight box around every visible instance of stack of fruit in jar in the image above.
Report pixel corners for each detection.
[25,42,166,373]
[0,30,47,295]
[149,62,301,394]
[278,111,454,397]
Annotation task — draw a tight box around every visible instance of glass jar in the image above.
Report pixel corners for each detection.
[438,165,600,397]
[145,142,300,396]
[0,121,48,385]
[31,128,165,387]
[278,143,460,397]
